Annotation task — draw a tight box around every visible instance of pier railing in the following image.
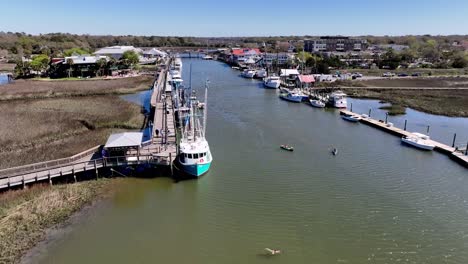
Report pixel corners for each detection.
[0,145,101,179]
[0,154,173,189]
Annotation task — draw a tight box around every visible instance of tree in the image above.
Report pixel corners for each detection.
[63,47,89,57]
[66,58,74,78]
[452,56,467,68]
[14,59,31,78]
[121,50,139,68]
[30,54,50,74]
[96,58,107,76]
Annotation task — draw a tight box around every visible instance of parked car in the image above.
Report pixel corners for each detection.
[352,73,363,78]
[397,73,408,77]
[411,72,422,77]
[382,72,395,77]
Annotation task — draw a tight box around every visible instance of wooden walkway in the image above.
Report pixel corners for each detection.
[340,110,468,167]
[0,59,180,190]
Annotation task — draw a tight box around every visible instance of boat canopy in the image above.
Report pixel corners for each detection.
[280,69,300,77]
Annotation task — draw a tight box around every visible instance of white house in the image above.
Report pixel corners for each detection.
[94,46,142,60]
[263,53,294,66]
[142,48,167,58]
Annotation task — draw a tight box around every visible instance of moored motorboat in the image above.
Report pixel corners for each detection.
[202,55,213,60]
[401,133,435,150]
[176,80,213,177]
[241,69,256,78]
[328,91,347,108]
[279,92,302,103]
[341,114,361,122]
[263,76,281,89]
[309,99,326,108]
[255,69,267,78]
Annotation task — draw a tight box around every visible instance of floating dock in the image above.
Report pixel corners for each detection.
[340,110,468,168]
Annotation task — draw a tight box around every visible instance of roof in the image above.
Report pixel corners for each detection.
[143,48,167,56]
[94,46,141,55]
[63,55,108,65]
[280,69,300,76]
[298,74,315,83]
[231,48,261,56]
[104,132,143,149]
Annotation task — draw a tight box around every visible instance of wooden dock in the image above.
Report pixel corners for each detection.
[0,59,180,190]
[340,110,468,168]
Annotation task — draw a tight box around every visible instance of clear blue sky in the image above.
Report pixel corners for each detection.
[1,0,467,36]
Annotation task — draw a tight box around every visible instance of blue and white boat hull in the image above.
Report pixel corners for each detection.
[179,162,212,177]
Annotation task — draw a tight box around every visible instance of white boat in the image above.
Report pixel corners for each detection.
[341,114,361,122]
[177,81,213,177]
[202,55,213,60]
[401,133,435,150]
[292,89,309,101]
[309,99,326,108]
[255,69,267,78]
[279,92,302,103]
[328,91,347,108]
[173,57,183,71]
[241,69,256,78]
[263,76,281,89]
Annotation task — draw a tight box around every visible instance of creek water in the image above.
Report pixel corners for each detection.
[37,59,468,264]
[0,74,10,85]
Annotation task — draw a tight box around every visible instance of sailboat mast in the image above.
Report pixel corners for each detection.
[203,80,208,137]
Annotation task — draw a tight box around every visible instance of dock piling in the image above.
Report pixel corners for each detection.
[368,109,372,118]
[350,103,353,112]
[452,133,457,147]
[404,120,407,131]
[466,141,468,155]
[385,112,388,124]
[427,125,430,134]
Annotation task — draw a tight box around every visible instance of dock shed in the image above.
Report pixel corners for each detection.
[104,132,143,157]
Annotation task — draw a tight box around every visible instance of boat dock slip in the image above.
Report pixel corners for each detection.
[340,110,468,168]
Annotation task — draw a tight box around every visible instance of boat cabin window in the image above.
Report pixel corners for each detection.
[194,153,199,159]
[188,154,192,159]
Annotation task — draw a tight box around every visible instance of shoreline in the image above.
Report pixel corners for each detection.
[0,179,124,264]
[19,194,112,264]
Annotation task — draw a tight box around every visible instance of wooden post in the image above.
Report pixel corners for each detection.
[368,108,371,118]
[170,152,173,176]
[452,133,457,148]
[48,172,52,186]
[72,168,76,183]
[94,159,99,179]
[465,140,468,155]
[385,112,388,124]
[404,120,407,131]
[350,103,353,112]
[427,125,430,134]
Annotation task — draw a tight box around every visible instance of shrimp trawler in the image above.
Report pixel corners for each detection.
[176,80,213,177]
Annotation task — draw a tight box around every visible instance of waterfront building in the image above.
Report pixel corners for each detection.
[142,48,167,58]
[263,53,295,66]
[94,46,142,60]
[229,48,262,64]
[304,36,368,52]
